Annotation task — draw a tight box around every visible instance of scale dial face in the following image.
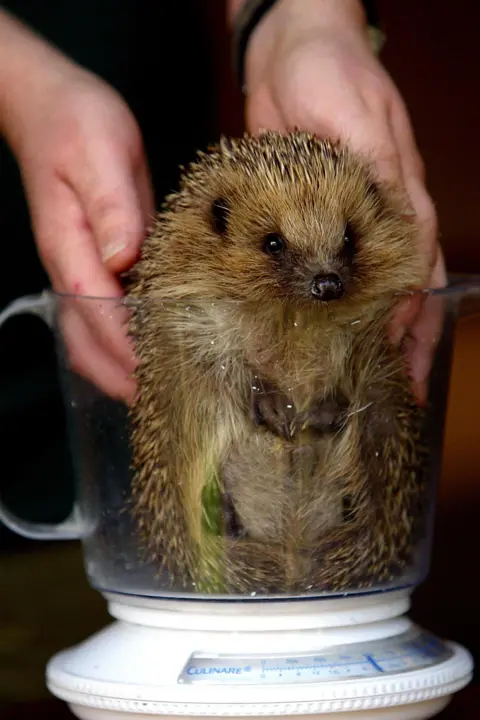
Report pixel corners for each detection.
[178,629,453,685]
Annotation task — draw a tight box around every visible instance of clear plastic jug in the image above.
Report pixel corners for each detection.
[0,280,475,602]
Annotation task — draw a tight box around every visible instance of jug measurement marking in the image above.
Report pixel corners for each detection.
[179,632,453,685]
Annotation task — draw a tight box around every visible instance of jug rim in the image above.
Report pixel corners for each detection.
[44,274,480,304]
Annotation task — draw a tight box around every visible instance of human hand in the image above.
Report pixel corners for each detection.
[240,0,446,405]
[1,15,153,404]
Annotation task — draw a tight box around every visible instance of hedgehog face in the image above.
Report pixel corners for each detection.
[209,195,359,307]
[159,133,426,313]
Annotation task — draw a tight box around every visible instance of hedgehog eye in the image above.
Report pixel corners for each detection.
[343,223,358,260]
[263,233,286,256]
[343,223,357,246]
[211,197,229,235]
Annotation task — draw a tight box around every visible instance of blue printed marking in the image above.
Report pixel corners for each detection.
[365,654,384,673]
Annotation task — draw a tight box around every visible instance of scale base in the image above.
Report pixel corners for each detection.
[46,590,473,719]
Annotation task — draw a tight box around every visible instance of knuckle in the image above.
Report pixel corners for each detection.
[91,192,124,222]
[91,198,142,249]
[364,73,389,104]
[369,140,402,182]
[377,144,400,169]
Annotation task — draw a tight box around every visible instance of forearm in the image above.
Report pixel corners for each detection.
[0,8,72,149]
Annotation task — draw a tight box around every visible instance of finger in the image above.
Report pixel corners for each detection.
[72,139,147,273]
[387,95,446,404]
[28,172,137,376]
[429,245,447,289]
[135,158,156,233]
[389,292,426,347]
[386,90,426,182]
[388,97,438,276]
[405,251,447,406]
[381,99,434,347]
[405,178,438,277]
[103,159,156,278]
[389,252,446,407]
[61,303,135,404]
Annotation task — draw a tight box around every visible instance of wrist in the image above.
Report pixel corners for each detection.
[277,0,368,32]
[231,0,378,90]
[278,0,384,54]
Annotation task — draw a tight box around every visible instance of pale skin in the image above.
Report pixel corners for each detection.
[0,1,445,405]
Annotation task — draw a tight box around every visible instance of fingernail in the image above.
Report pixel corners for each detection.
[102,237,127,262]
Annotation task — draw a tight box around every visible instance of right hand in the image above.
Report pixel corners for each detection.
[2,36,154,404]
[240,0,446,406]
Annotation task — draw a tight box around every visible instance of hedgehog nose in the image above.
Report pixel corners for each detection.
[311,273,344,301]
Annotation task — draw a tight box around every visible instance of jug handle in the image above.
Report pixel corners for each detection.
[0,291,85,541]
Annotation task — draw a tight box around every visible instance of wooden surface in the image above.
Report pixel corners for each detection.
[0,543,108,706]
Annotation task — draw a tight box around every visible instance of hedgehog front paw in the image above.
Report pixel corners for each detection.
[252,377,296,441]
[295,391,350,435]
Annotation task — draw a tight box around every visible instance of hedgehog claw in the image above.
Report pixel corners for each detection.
[293,391,350,436]
[251,377,296,441]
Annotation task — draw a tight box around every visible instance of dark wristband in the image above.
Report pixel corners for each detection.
[232,0,383,91]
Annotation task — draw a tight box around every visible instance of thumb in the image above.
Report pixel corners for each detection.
[75,145,150,275]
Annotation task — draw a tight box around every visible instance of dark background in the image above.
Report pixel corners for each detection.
[1,0,480,717]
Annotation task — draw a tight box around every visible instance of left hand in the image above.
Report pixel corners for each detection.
[241,0,446,405]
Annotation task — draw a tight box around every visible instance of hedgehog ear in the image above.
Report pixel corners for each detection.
[211,197,230,235]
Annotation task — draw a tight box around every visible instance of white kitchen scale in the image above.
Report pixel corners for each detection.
[46,587,473,720]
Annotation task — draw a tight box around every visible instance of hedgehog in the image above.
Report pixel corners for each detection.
[125,130,430,596]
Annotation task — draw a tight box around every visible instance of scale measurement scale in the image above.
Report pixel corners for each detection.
[179,630,454,685]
